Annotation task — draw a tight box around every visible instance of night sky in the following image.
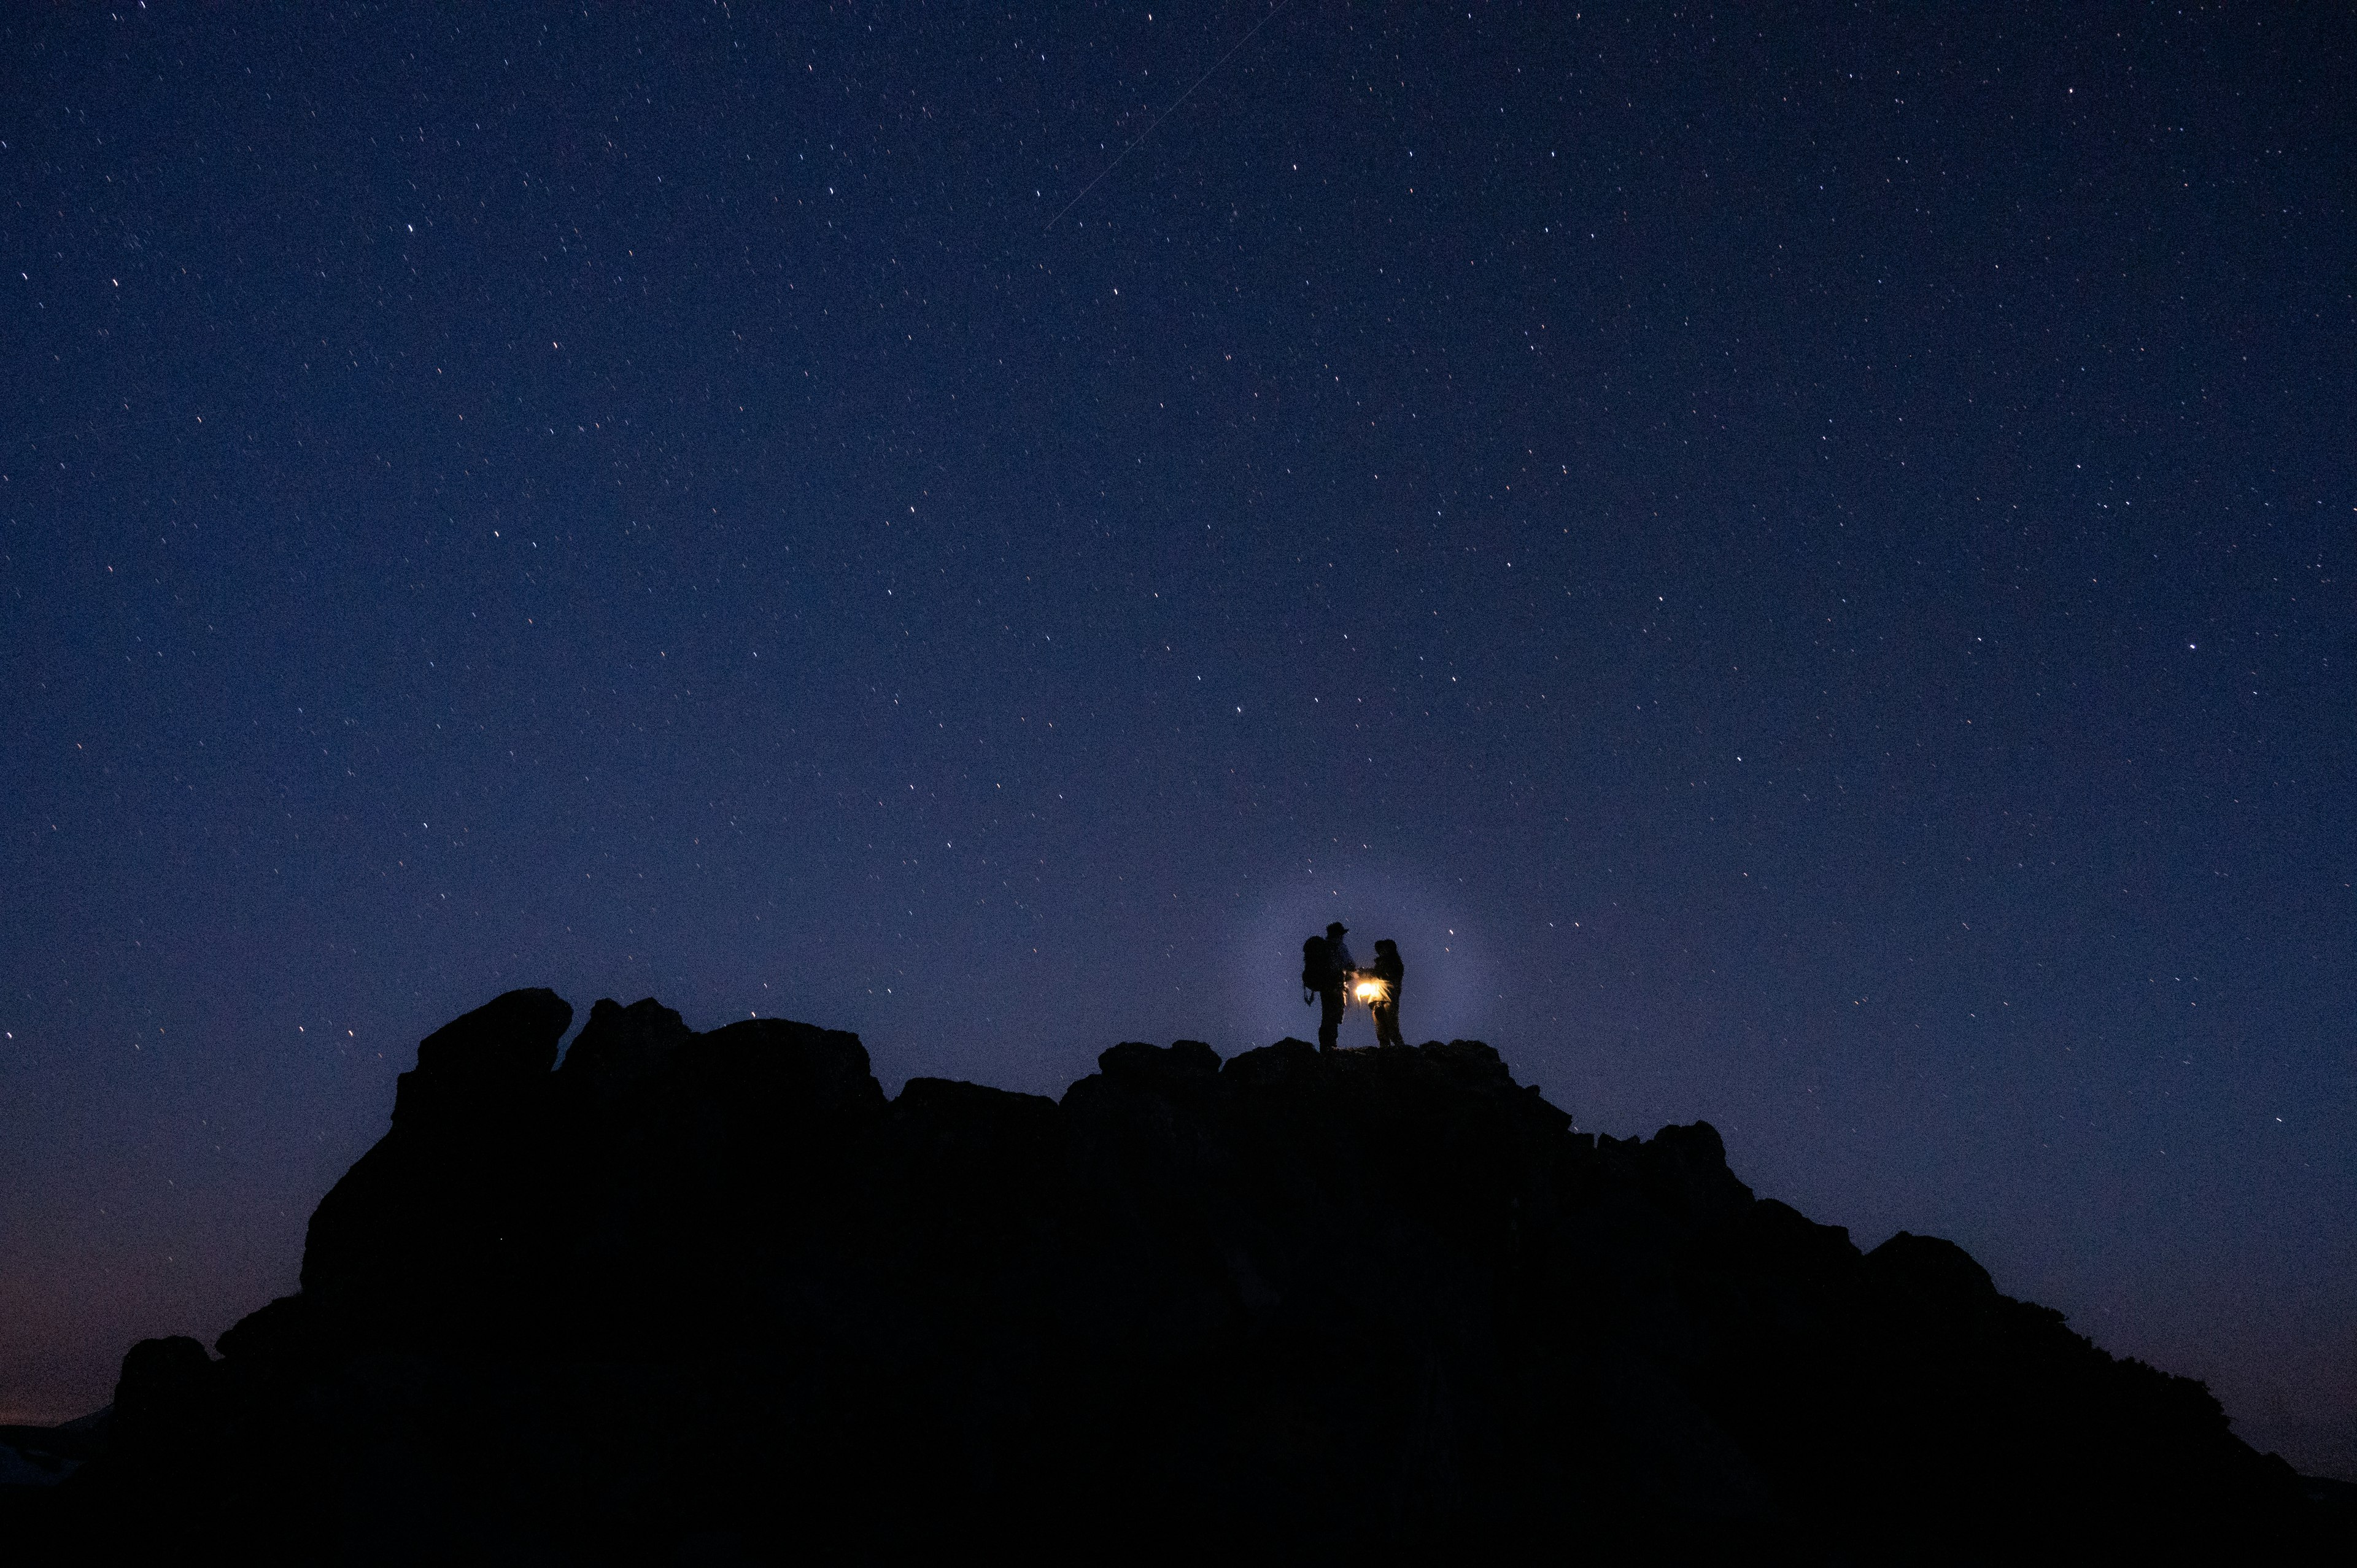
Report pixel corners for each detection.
[4,3,2351,1477]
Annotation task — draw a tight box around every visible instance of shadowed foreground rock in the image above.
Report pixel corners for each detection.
[25,990,2350,1561]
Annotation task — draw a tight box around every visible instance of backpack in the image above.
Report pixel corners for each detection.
[1301,935,1331,992]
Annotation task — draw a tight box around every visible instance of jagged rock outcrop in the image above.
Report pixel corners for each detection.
[29,991,2348,1561]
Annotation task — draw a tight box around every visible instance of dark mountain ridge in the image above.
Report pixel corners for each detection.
[12,989,2347,1560]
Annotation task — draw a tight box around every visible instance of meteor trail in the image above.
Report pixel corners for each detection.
[1045,0,1292,233]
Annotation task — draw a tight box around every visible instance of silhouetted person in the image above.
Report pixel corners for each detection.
[1369,938,1405,1048]
[1306,921,1355,1052]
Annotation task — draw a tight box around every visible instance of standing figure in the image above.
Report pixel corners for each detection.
[1369,938,1406,1048]
[1309,920,1355,1052]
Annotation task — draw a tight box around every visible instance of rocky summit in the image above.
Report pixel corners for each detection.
[13,989,2348,1561]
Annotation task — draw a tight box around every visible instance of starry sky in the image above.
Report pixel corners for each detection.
[4,2,2351,1475]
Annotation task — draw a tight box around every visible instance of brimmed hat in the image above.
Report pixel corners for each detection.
[1326,921,1349,935]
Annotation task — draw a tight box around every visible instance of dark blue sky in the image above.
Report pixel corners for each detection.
[4,2,2351,1476]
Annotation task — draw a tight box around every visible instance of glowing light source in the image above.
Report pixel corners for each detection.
[1352,976,1388,1005]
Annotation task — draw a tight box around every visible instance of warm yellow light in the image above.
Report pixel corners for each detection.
[1353,978,1387,1004]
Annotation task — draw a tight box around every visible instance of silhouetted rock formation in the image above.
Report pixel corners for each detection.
[25,991,2350,1561]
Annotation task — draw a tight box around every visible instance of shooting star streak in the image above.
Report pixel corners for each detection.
[1045,0,1293,233]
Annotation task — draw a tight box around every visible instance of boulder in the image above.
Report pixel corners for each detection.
[57,991,2345,1562]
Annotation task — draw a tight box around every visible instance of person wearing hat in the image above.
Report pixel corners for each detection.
[1314,921,1357,1053]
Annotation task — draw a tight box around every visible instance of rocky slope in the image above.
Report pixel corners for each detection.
[19,989,2347,1561]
